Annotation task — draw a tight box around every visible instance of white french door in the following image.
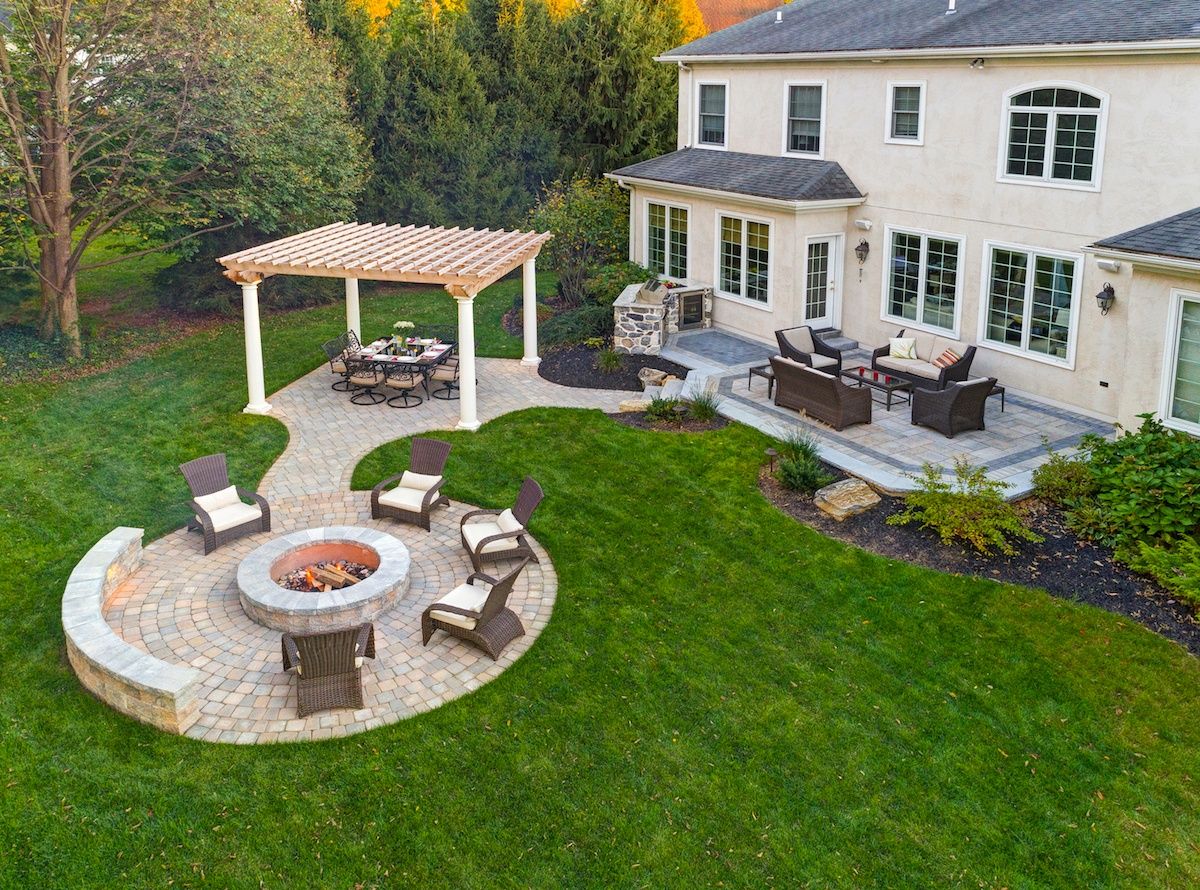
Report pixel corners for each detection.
[802,235,840,329]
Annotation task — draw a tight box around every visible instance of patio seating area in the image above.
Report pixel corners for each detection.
[663,328,1114,495]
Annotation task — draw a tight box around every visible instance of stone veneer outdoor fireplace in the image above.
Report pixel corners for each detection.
[237,526,411,633]
[612,282,711,355]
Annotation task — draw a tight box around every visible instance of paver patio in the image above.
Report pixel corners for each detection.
[100,358,626,743]
[662,329,1114,495]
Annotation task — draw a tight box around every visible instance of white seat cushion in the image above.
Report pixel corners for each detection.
[194,484,240,514]
[296,655,362,676]
[201,500,262,533]
[876,356,942,380]
[809,354,838,370]
[378,485,426,512]
[781,327,816,354]
[401,471,442,491]
[463,518,521,555]
[429,581,490,630]
[497,508,523,534]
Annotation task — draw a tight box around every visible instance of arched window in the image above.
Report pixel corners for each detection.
[1003,86,1105,187]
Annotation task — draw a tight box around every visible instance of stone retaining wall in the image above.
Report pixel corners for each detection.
[62,527,201,734]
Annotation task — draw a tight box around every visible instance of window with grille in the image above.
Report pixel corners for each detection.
[984,244,1078,363]
[786,84,823,155]
[1004,86,1104,187]
[719,215,770,304]
[646,202,688,279]
[698,84,726,147]
[885,228,961,333]
[888,84,923,142]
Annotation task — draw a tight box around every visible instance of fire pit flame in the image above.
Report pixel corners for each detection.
[277,559,374,593]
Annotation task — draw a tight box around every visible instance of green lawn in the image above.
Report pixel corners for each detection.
[1,294,1198,886]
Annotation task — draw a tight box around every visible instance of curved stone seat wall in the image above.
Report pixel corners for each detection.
[62,527,201,734]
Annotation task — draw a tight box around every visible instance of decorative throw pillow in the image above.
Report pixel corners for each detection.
[932,348,962,369]
[889,337,917,360]
[194,484,240,514]
[400,470,442,492]
[497,508,524,533]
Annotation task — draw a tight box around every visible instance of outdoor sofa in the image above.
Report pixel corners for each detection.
[871,328,976,390]
[769,355,871,430]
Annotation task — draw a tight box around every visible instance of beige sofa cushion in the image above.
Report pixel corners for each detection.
[203,501,263,533]
[401,471,442,492]
[194,485,240,514]
[876,355,942,380]
[931,336,967,359]
[497,508,524,534]
[463,519,519,555]
[378,485,426,512]
[781,327,816,354]
[911,331,936,361]
[429,580,490,630]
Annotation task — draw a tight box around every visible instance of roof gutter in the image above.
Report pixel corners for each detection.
[1085,244,1200,276]
[657,38,1200,65]
[604,173,866,213]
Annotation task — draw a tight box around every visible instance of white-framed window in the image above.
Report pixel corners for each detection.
[716,213,771,306]
[696,82,728,149]
[998,83,1107,190]
[782,82,825,157]
[980,241,1081,367]
[1161,289,1200,435]
[882,226,963,335]
[646,201,688,280]
[885,81,925,145]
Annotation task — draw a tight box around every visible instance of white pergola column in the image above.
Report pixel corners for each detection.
[520,257,539,366]
[345,277,361,341]
[455,294,480,431]
[240,279,271,415]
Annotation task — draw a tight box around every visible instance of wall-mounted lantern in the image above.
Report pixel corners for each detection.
[854,240,870,265]
[1096,282,1116,315]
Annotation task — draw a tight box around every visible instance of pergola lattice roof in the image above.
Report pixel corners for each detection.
[219,222,552,296]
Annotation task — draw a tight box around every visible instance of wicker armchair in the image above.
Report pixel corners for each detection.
[371,437,452,530]
[179,453,270,555]
[911,377,998,438]
[321,331,360,391]
[421,559,530,660]
[282,623,375,718]
[775,326,842,375]
[460,476,544,571]
[345,357,386,406]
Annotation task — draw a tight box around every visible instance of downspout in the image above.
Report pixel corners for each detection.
[679,61,692,149]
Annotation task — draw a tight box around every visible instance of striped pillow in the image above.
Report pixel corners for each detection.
[932,348,962,369]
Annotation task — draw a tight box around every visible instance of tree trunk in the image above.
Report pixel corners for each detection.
[36,235,60,340]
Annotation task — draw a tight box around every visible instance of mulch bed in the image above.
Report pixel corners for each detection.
[608,411,728,433]
[538,343,690,392]
[760,467,1200,656]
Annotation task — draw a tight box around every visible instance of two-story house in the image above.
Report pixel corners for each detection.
[607,0,1200,433]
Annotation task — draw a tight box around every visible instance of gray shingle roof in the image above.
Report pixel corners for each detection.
[610,149,863,203]
[666,0,1200,57]
[1094,207,1200,263]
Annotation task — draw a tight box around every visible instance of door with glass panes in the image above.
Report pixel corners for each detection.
[800,235,840,329]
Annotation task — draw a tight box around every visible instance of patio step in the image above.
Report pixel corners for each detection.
[814,328,859,353]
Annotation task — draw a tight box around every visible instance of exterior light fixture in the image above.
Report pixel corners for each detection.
[765,447,778,473]
[1096,282,1116,315]
[855,240,870,264]
[970,57,986,69]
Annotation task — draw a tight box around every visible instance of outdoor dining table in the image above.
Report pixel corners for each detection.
[348,339,455,394]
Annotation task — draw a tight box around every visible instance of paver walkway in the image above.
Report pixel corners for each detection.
[102,359,627,743]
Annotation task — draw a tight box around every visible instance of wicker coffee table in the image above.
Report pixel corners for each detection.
[839,366,913,411]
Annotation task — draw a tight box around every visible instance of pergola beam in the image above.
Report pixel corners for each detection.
[218,223,552,428]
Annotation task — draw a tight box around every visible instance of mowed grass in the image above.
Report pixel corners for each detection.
[0,292,1198,885]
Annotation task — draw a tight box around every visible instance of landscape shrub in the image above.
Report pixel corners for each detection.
[1069,415,1200,551]
[775,429,832,494]
[1031,445,1095,506]
[595,348,623,373]
[584,261,653,305]
[889,459,1042,556]
[1131,538,1200,605]
[529,178,628,306]
[539,304,613,346]
[688,390,721,422]
[645,397,682,422]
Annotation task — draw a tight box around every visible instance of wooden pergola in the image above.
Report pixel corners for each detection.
[219,222,552,430]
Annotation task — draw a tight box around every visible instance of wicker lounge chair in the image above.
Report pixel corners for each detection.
[428,355,460,400]
[371,437,452,530]
[769,356,871,430]
[911,377,998,438]
[345,357,386,405]
[775,326,842,374]
[282,623,375,718]
[421,559,530,660]
[179,453,270,555]
[871,328,977,390]
[321,331,360,391]
[460,476,543,571]
[382,363,424,408]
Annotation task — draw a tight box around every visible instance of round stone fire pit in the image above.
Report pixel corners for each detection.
[237,527,411,633]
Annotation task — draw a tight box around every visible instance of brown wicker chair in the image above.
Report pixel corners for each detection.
[179,453,270,555]
[421,559,530,660]
[282,623,375,718]
[775,326,842,374]
[911,377,998,438]
[460,476,544,571]
[769,356,871,431]
[371,437,452,530]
